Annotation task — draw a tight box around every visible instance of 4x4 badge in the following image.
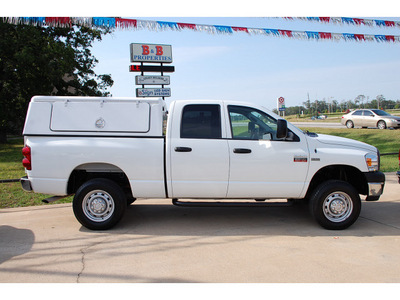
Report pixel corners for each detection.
[294,156,307,162]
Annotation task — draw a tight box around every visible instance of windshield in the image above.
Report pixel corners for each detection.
[372,109,391,116]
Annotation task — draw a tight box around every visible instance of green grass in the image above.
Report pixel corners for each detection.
[1,130,399,208]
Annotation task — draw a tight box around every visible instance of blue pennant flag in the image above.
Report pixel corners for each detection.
[306,31,319,39]
[157,21,179,30]
[264,29,279,35]
[92,17,116,28]
[375,35,387,42]
[374,20,386,26]
[214,26,233,34]
[342,17,355,25]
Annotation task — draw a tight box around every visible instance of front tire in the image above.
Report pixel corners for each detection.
[309,180,361,230]
[73,178,127,230]
[377,120,387,129]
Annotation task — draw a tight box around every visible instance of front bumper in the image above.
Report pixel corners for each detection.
[364,171,385,201]
[20,176,33,192]
[386,120,400,128]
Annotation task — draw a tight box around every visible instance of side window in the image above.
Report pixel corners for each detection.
[352,110,363,116]
[181,104,222,139]
[228,105,278,140]
[364,110,374,117]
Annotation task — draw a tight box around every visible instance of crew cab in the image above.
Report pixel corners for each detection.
[21,96,385,230]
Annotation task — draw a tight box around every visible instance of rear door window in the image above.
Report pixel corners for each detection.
[180,104,222,139]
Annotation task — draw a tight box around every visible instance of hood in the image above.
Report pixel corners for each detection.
[314,134,377,153]
[382,115,400,121]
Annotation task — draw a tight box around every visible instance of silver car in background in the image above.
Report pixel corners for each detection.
[341,109,400,129]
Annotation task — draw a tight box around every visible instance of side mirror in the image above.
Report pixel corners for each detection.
[276,119,288,139]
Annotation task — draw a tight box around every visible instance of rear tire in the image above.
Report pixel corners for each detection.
[346,120,354,129]
[309,180,361,230]
[73,178,126,230]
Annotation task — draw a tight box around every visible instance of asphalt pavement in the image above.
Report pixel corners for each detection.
[0,173,399,283]
[292,122,343,128]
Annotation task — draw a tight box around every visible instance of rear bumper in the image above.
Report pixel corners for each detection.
[364,171,385,201]
[20,176,33,192]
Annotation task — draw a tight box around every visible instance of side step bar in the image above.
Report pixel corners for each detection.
[172,199,294,208]
[42,195,72,204]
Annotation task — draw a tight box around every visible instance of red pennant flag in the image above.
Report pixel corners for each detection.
[116,18,137,29]
[319,32,332,39]
[320,17,330,23]
[177,23,196,30]
[232,27,249,33]
[354,34,365,41]
[386,35,395,42]
[279,30,292,37]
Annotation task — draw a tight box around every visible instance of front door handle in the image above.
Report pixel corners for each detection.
[233,148,252,154]
[175,147,192,152]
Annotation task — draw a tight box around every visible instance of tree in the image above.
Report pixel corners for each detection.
[375,95,385,110]
[355,95,366,108]
[0,20,113,143]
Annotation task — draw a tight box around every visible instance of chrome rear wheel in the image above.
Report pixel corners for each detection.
[73,179,126,230]
[82,190,115,222]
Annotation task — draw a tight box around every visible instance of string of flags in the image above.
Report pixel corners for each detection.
[283,17,400,28]
[2,17,400,43]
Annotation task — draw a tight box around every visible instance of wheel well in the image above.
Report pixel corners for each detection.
[67,163,132,197]
[377,119,386,125]
[306,165,368,198]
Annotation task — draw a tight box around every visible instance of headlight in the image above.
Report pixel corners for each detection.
[365,153,379,172]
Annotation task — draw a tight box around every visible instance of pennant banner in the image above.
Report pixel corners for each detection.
[284,17,400,28]
[2,17,400,43]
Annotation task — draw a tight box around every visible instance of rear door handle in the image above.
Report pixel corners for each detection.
[233,148,252,154]
[175,147,192,152]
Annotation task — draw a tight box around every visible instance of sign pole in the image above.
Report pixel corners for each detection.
[161,63,164,101]
[277,96,286,118]
[141,62,144,88]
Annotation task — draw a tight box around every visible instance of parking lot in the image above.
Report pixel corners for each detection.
[0,173,399,283]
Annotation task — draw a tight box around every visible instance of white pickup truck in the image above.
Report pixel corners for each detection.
[21,96,385,230]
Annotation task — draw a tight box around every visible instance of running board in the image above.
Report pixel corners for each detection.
[42,195,72,204]
[172,199,294,208]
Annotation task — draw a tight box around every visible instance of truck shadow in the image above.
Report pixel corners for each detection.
[0,226,35,264]
[115,200,400,237]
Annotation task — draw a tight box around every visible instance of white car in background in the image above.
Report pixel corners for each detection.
[341,109,400,129]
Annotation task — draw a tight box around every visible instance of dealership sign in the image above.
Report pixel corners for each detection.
[130,43,174,98]
[136,75,170,85]
[130,43,173,63]
[136,88,171,97]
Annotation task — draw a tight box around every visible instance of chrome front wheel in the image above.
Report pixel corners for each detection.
[309,180,361,230]
[377,120,387,129]
[322,192,353,223]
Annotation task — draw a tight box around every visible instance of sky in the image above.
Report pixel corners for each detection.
[6,0,400,111]
[90,16,400,111]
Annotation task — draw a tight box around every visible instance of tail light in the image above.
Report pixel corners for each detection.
[22,146,32,170]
